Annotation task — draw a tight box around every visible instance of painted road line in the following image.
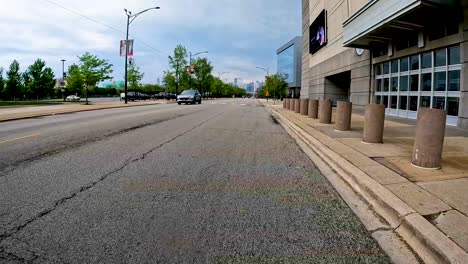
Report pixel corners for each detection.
[0,133,40,145]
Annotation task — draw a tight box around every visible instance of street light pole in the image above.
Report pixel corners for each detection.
[124,7,160,104]
[256,66,272,100]
[189,51,208,91]
[61,59,66,101]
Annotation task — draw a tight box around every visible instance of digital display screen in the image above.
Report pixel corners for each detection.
[309,10,327,54]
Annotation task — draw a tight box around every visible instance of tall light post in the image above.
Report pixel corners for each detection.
[256,66,272,101]
[189,51,208,91]
[124,6,160,104]
[61,59,66,101]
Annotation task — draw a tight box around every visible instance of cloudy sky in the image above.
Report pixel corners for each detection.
[0,0,301,85]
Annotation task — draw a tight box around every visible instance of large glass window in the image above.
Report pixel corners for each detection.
[411,55,419,70]
[400,57,409,72]
[383,62,390,74]
[376,79,382,92]
[448,46,460,65]
[399,96,408,110]
[409,96,418,111]
[410,75,419,91]
[391,77,398,92]
[435,49,446,67]
[376,96,382,104]
[400,76,409,91]
[447,97,459,116]
[422,52,432,69]
[382,96,389,108]
[391,60,398,73]
[374,47,460,123]
[277,45,295,84]
[383,79,389,92]
[448,70,460,91]
[420,96,431,108]
[434,72,446,91]
[421,73,432,91]
[433,97,445,110]
[376,64,382,75]
[391,96,398,109]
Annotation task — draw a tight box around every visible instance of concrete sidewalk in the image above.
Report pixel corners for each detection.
[0,100,174,122]
[261,99,468,263]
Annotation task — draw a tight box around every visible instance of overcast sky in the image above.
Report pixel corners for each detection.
[0,0,301,84]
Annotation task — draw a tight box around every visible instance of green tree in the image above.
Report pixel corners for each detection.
[162,71,176,93]
[23,59,55,100]
[192,57,213,97]
[5,60,22,100]
[262,73,288,99]
[66,64,84,96]
[77,52,113,104]
[127,64,144,93]
[168,45,188,95]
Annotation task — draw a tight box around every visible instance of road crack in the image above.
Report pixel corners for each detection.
[0,111,223,244]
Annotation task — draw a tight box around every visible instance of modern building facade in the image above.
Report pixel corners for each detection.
[277,36,302,98]
[302,0,468,128]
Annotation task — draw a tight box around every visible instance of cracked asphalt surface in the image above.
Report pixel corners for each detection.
[0,99,391,263]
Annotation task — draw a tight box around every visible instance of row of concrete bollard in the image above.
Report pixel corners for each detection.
[282,98,446,169]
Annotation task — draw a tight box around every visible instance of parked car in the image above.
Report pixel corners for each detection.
[177,90,202,105]
[66,95,80,101]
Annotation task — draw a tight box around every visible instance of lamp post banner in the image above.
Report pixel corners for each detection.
[120,40,134,57]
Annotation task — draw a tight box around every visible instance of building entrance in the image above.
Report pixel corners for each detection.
[324,71,351,103]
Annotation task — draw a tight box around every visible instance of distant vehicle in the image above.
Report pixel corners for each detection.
[120,92,151,101]
[177,90,202,105]
[66,95,80,101]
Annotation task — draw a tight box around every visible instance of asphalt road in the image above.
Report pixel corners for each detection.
[0,99,390,263]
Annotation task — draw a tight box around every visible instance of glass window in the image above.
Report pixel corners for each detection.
[376,64,382,75]
[376,79,382,92]
[391,60,398,73]
[383,79,389,92]
[383,62,390,74]
[391,96,398,109]
[277,45,295,83]
[448,70,460,91]
[421,73,432,91]
[421,52,432,69]
[391,77,398,92]
[382,96,389,108]
[400,57,409,72]
[434,72,446,92]
[435,49,446,67]
[376,96,382,104]
[409,96,418,111]
[400,76,408,91]
[433,97,445,110]
[420,96,431,108]
[411,55,419,70]
[399,96,408,110]
[447,97,459,116]
[449,46,460,65]
[410,75,419,91]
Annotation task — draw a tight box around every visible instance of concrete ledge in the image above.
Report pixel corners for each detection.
[266,104,468,264]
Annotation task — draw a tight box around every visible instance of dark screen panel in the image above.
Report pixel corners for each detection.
[309,10,327,54]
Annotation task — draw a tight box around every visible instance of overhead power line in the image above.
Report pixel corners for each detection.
[41,0,168,55]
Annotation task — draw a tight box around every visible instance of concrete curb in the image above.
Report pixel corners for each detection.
[0,101,175,123]
[266,104,468,264]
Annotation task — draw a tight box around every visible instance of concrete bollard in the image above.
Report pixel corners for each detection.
[412,108,447,169]
[335,101,352,131]
[308,99,319,119]
[363,104,386,144]
[294,99,301,113]
[290,98,295,111]
[300,99,309,115]
[283,99,286,109]
[319,99,332,124]
[285,99,290,110]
